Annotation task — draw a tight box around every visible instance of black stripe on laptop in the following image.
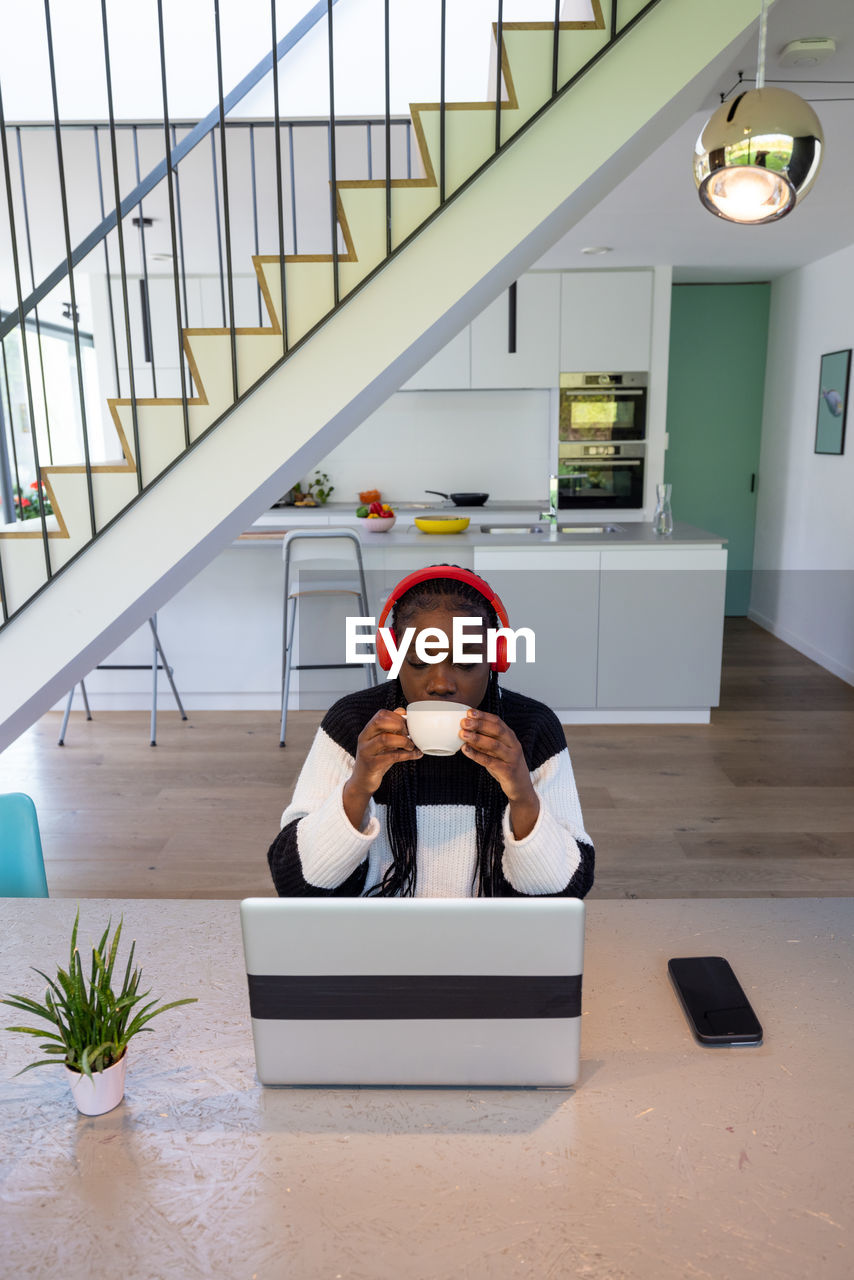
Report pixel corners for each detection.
[247,974,582,1020]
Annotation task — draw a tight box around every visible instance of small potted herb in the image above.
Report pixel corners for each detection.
[2,909,196,1116]
[310,470,334,504]
[293,470,335,506]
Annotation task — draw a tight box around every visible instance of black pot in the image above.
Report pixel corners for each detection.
[425,489,489,507]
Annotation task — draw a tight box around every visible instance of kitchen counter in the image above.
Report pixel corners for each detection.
[234,510,728,724]
[73,511,726,723]
[271,499,543,512]
[246,510,726,549]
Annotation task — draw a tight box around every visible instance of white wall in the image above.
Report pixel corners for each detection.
[750,242,854,686]
[0,0,596,121]
[0,0,598,303]
[311,389,552,505]
[311,264,672,516]
[0,120,399,316]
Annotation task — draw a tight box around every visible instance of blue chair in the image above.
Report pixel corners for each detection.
[0,793,49,897]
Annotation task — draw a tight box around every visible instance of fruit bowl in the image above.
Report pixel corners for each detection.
[361,515,396,532]
[414,517,470,535]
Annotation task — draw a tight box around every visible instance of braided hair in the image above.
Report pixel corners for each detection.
[366,568,509,898]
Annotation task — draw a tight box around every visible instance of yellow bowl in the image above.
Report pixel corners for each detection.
[414,517,470,535]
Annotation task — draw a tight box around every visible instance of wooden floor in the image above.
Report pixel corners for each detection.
[3,619,853,899]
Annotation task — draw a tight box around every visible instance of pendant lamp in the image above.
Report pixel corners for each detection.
[693,0,824,224]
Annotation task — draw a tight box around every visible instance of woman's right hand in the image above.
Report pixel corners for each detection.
[342,708,422,832]
[349,708,422,796]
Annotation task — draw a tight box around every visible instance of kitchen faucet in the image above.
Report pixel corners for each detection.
[540,474,558,527]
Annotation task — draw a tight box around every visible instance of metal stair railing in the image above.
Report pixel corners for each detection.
[0,0,661,632]
[0,1,344,345]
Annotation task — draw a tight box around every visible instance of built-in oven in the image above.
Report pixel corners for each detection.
[558,442,645,509]
[558,371,647,442]
[557,372,647,508]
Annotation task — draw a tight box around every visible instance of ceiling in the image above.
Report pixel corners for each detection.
[534,0,854,281]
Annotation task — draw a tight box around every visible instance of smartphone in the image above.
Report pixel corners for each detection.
[668,956,763,1046]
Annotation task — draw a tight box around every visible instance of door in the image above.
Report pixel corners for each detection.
[664,284,770,615]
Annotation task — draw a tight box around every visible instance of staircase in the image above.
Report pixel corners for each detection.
[0,0,763,749]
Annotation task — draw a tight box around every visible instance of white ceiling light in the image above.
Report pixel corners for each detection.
[580,246,612,255]
[693,0,824,225]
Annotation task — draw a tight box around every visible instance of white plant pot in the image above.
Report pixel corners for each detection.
[64,1051,127,1116]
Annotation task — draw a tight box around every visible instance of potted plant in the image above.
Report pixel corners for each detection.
[2,909,196,1116]
[13,480,53,521]
[293,470,335,506]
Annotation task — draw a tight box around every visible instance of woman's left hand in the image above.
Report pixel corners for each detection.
[459,710,534,804]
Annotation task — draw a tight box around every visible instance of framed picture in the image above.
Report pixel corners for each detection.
[815,349,850,455]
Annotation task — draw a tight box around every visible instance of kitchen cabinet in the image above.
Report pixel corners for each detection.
[470,274,561,389]
[236,529,726,717]
[107,519,724,721]
[473,547,599,708]
[399,328,471,390]
[285,541,477,703]
[400,269,654,391]
[368,543,475,619]
[596,547,727,709]
[560,270,653,372]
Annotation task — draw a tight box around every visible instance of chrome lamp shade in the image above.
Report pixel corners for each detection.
[694,87,824,224]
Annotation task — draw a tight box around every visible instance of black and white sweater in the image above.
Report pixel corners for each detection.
[267,683,594,898]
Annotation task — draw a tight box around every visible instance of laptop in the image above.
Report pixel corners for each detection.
[240,897,585,1087]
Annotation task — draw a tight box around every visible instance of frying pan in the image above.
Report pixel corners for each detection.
[425,489,489,507]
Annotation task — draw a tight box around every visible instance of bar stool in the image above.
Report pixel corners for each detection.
[58,613,187,747]
[280,529,376,746]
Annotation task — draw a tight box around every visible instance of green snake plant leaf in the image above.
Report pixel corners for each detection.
[121,938,137,996]
[105,918,123,987]
[4,910,196,1076]
[4,1025,65,1040]
[31,967,67,1007]
[70,907,79,963]
[124,997,198,1039]
[14,1058,70,1075]
[1,995,56,1021]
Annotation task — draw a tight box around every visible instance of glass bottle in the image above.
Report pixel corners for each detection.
[652,483,673,536]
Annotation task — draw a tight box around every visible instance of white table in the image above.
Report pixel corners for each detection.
[1,897,851,1279]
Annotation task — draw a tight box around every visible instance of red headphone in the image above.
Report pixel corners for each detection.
[375,566,511,674]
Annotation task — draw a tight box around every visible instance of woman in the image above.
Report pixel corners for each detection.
[267,565,594,897]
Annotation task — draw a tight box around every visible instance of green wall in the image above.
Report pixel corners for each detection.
[664,283,770,616]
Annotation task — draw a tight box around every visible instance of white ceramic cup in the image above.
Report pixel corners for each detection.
[403,700,470,756]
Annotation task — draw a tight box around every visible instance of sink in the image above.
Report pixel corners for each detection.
[479,525,545,535]
[478,524,625,535]
[557,524,625,534]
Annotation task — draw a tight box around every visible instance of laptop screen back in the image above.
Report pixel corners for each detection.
[240,897,584,1087]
